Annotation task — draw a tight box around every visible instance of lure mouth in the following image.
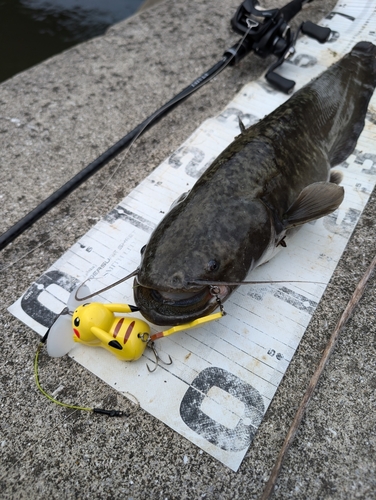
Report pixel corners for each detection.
[133,280,232,325]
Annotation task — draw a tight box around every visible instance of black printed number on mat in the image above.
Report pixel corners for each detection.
[180,367,265,452]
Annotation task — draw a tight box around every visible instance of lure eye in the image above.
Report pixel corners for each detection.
[207,259,220,272]
[74,317,80,327]
[140,245,146,255]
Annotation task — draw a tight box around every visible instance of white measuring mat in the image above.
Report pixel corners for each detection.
[9,0,376,471]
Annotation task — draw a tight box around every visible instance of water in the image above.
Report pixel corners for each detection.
[0,0,144,83]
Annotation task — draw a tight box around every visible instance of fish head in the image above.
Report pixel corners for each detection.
[134,237,235,326]
[134,198,272,325]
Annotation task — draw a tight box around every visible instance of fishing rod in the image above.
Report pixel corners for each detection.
[0,0,330,252]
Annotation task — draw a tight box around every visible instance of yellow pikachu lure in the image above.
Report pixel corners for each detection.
[37,288,224,415]
[71,302,224,363]
[72,303,149,361]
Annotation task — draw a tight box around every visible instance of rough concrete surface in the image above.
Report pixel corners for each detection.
[0,0,375,499]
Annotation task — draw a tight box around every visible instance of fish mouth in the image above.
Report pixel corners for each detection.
[133,280,231,325]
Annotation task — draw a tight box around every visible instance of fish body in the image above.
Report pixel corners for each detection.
[134,42,376,325]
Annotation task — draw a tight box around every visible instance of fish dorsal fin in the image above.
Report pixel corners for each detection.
[284,182,344,229]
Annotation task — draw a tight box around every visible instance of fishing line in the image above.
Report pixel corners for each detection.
[34,319,125,417]
[0,25,253,282]
[34,342,93,413]
[1,0,330,267]
[0,0,336,348]
[261,253,376,500]
[0,0,333,313]
[188,279,327,286]
[74,268,140,301]
[34,343,124,416]
[74,272,327,303]
[1,348,140,481]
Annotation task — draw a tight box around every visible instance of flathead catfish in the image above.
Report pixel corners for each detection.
[134,41,376,326]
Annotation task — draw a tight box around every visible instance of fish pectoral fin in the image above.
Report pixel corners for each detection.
[283,182,344,229]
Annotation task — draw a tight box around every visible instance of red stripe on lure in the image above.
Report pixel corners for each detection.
[113,317,124,338]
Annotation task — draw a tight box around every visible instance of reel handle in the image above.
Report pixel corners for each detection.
[301,20,331,43]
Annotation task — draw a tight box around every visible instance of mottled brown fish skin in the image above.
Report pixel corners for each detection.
[134,42,376,325]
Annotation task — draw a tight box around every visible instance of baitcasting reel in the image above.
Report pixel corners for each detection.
[226,0,332,92]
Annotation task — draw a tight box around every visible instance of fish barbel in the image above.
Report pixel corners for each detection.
[133,41,376,325]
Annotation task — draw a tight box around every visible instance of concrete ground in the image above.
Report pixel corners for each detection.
[0,0,375,498]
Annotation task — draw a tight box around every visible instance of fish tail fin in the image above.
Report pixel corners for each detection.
[329,42,376,167]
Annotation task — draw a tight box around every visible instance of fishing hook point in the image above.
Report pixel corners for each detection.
[146,341,172,373]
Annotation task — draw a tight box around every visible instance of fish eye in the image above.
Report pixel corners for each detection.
[207,259,220,272]
[74,317,80,327]
[140,245,146,255]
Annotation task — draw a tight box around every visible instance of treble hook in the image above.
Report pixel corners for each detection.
[146,341,173,373]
